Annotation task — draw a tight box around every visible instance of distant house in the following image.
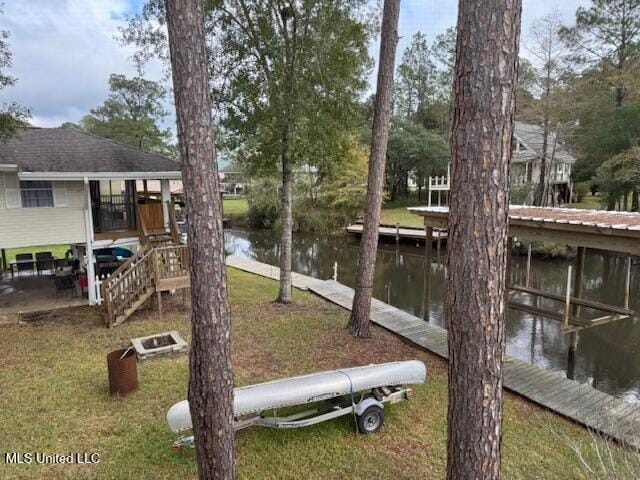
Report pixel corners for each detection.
[511,122,576,204]
[138,163,246,198]
[0,127,182,305]
[426,122,576,206]
[220,162,245,196]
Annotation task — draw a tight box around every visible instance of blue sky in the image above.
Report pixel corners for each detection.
[0,0,591,132]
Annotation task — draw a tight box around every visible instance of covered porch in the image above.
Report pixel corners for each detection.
[0,273,86,322]
[82,174,183,306]
[0,174,182,312]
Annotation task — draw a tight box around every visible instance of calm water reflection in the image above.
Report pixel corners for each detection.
[225,228,640,404]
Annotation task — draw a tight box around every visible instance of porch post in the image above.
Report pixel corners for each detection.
[161,179,171,228]
[84,177,97,305]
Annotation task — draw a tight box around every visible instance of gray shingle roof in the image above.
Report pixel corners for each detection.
[513,122,576,164]
[0,127,180,173]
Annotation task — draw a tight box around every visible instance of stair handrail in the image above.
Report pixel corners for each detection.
[106,245,151,285]
[102,246,155,327]
[166,200,183,245]
[102,243,189,327]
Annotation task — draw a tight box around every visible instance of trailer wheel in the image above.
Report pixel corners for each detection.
[357,406,384,434]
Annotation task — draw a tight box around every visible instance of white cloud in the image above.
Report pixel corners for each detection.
[0,0,167,128]
[368,0,591,90]
[1,0,592,130]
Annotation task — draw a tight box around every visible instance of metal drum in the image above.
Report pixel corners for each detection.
[107,348,138,396]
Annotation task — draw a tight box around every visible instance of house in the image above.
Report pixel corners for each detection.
[0,127,182,306]
[510,122,575,204]
[220,162,245,196]
[426,122,576,206]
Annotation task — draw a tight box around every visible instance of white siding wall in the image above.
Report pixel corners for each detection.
[0,173,86,249]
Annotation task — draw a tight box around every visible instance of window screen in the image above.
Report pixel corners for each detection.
[20,181,54,207]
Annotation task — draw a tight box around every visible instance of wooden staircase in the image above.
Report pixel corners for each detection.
[101,201,189,327]
[102,244,190,327]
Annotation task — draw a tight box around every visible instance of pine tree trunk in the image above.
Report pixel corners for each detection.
[278,133,293,304]
[534,117,549,206]
[446,1,521,479]
[276,6,296,305]
[347,0,400,338]
[165,1,236,479]
[632,190,639,212]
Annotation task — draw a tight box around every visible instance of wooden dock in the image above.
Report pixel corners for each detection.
[346,223,447,242]
[227,257,640,449]
[226,255,319,290]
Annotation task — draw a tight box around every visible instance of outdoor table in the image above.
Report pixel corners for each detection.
[9,259,36,279]
[9,257,58,279]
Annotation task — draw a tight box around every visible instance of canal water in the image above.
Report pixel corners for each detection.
[225,228,640,404]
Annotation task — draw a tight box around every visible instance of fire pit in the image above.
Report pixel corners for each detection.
[131,331,188,360]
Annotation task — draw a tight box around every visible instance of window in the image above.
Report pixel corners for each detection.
[20,181,54,207]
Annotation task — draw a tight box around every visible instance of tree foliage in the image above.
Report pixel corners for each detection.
[395,32,435,124]
[122,0,372,172]
[524,1,640,188]
[123,0,374,303]
[80,73,172,155]
[560,78,640,181]
[0,7,30,142]
[518,12,568,205]
[386,117,449,200]
[560,0,640,107]
[386,30,453,201]
[248,138,370,231]
[595,146,640,209]
[316,138,369,226]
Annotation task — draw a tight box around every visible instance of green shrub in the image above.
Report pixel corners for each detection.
[513,239,569,258]
[247,178,280,228]
[511,182,535,205]
[573,181,590,202]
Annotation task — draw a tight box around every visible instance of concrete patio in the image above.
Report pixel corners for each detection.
[0,272,86,323]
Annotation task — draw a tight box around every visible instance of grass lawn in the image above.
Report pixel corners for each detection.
[223,197,249,217]
[380,198,425,228]
[0,269,629,479]
[569,195,605,210]
[3,244,70,264]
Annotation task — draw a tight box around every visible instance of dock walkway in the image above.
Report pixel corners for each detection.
[346,223,446,242]
[227,256,640,449]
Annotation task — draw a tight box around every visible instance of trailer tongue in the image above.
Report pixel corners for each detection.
[167,360,427,448]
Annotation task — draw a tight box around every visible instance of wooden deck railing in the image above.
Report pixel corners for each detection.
[102,244,190,327]
[154,244,190,295]
[103,247,155,327]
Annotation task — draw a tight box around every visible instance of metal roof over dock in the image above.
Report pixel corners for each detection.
[409,206,640,255]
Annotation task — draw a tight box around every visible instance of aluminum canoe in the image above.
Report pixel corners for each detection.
[167,360,426,433]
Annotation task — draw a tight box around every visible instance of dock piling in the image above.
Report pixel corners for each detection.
[525,244,532,287]
[564,265,573,330]
[624,256,632,309]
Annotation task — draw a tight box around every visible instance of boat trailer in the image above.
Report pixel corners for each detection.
[167,360,427,448]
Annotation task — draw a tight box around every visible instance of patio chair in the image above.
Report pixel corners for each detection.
[35,252,55,277]
[15,253,35,277]
[54,270,76,297]
[55,258,70,270]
